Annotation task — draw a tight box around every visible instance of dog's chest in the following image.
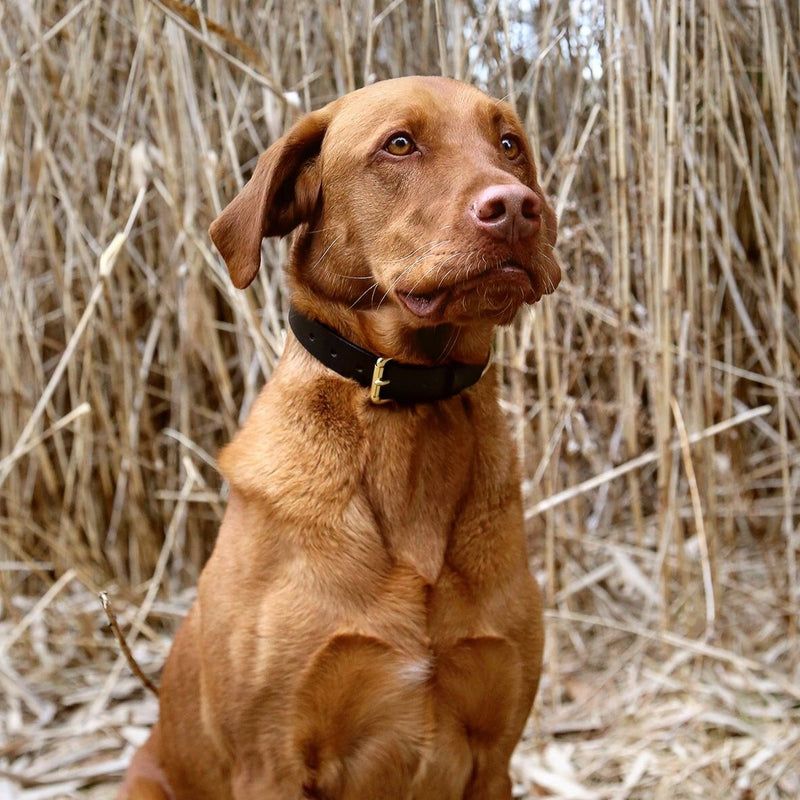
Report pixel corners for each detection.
[362,410,477,584]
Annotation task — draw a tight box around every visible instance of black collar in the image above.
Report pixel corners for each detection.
[288,307,491,405]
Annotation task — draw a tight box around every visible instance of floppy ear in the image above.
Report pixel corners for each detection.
[209,107,332,289]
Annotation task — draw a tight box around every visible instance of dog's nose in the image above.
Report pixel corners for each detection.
[471,184,541,243]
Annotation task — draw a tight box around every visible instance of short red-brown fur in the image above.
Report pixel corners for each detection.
[118,75,559,800]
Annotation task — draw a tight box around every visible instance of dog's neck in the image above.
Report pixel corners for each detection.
[288,307,491,405]
[413,325,467,363]
[289,285,494,367]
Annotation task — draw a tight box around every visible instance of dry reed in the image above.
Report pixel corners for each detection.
[1,0,798,796]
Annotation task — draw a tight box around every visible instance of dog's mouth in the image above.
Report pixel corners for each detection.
[396,263,539,322]
[396,289,450,318]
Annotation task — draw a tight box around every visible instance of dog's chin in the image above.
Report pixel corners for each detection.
[396,264,543,326]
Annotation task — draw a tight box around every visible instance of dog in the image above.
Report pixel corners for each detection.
[118,75,560,800]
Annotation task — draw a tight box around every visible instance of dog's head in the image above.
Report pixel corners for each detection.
[210,77,560,347]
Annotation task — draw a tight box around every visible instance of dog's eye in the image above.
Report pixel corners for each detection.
[385,134,415,156]
[500,135,521,160]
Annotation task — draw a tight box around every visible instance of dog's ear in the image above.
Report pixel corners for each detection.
[209,107,332,289]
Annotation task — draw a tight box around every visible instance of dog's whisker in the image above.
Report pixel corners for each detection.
[349,281,382,309]
[387,238,454,265]
[308,232,344,272]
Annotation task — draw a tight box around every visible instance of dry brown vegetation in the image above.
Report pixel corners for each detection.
[1,0,799,797]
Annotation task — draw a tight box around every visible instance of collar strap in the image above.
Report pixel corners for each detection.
[288,307,490,405]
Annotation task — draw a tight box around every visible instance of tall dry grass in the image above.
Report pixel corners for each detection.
[1,0,799,794]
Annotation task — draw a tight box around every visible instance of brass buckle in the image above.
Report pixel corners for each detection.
[369,357,392,404]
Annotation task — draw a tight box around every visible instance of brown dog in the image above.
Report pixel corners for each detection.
[118,75,560,800]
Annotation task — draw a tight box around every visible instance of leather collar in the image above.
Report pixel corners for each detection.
[288,307,491,405]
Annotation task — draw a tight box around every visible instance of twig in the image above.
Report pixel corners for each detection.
[99,592,160,697]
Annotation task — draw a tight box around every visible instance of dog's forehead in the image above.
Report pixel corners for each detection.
[324,78,522,147]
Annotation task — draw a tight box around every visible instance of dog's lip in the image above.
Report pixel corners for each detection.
[395,288,450,318]
[396,263,533,318]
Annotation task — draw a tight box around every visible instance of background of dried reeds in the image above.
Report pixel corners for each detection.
[1,0,798,797]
